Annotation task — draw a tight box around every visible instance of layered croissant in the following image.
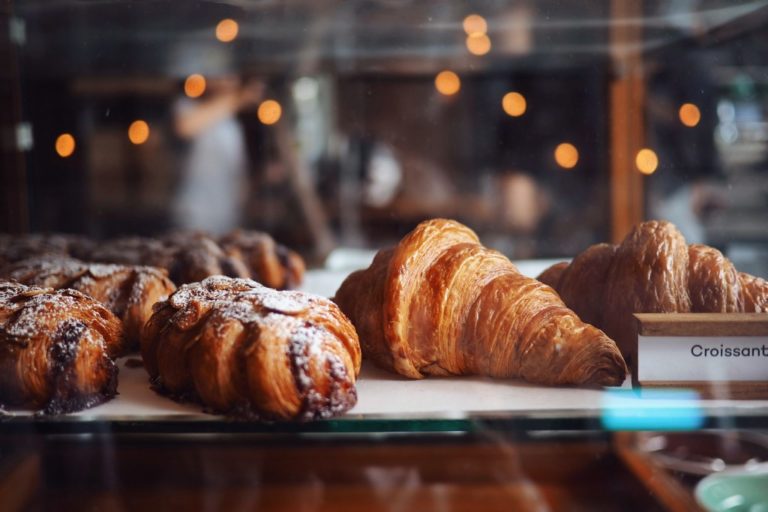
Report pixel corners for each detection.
[538,220,768,360]
[1,256,176,352]
[141,276,361,420]
[335,219,627,387]
[0,282,124,413]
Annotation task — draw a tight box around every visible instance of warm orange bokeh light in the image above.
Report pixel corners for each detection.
[554,143,579,169]
[55,133,76,158]
[435,70,461,96]
[216,19,239,43]
[257,100,282,125]
[184,74,207,98]
[466,33,491,56]
[463,14,487,36]
[636,148,659,175]
[128,120,150,145]
[679,103,701,127]
[502,91,527,117]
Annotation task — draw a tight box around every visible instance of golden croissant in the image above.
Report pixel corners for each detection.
[334,219,627,387]
[0,282,124,413]
[141,276,361,420]
[538,220,768,360]
[1,256,176,352]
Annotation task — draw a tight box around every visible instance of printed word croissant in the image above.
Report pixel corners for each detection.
[538,220,768,361]
[335,219,627,387]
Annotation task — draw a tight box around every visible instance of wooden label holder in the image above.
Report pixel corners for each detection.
[632,313,768,399]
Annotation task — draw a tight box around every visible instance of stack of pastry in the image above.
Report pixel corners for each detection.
[538,220,768,360]
[0,282,124,413]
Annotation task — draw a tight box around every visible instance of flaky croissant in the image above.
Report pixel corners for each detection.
[538,220,768,360]
[0,282,124,413]
[334,219,627,387]
[141,276,361,420]
[1,256,176,352]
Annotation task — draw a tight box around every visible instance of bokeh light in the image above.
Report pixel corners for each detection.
[55,133,76,158]
[679,103,701,127]
[258,99,282,125]
[502,92,527,117]
[636,148,659,175]
[435,70,461,96]
[463,14,487,36]
[184,74,207,98]
[215,19,239,43]
[466,33,492,56]
[554,143,579,169]
[128,120,150,145]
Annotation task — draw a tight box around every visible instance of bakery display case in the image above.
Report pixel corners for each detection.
[2,0,768,510]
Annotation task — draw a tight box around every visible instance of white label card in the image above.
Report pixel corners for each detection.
[638,336,768,381]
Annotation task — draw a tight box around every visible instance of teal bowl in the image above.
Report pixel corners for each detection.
[696,469,768,512]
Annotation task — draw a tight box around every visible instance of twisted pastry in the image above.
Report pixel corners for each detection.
[334,219,627,387]
[0,233,93,266]
[219,229,306,290]
[0,282,123,413]
[141,276,361,420]
[538,220,768,360]
[84,230,303,288]
[1,256,176,352]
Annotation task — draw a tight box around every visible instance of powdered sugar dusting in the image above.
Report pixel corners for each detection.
[151,276,357,419]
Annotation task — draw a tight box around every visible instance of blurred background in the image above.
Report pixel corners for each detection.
[2,0,768,274]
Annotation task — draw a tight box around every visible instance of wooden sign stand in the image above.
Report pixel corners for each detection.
[632,313,768,399]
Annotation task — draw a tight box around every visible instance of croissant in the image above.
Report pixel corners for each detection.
[1,256,176,352]
[334,219,627,387]
[141,276,361,420]
[538,220,768,361]
[0,282,123,413]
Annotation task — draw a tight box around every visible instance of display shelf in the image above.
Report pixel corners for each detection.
[2,268,768,435]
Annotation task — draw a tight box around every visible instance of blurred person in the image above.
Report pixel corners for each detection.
[172,77,265,234]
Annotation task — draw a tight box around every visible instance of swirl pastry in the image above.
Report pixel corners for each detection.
[334,218,627,387]
[0,282,123,413]
[84,230,303,288]
[1,256,176,352]
[141,276,361,420]
[219,229,305,290]
[538,220,768,360]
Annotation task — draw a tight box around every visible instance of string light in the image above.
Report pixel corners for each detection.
[215,19,239,43]
[55,133,76,158]
[184,74,207,98]
[636,148,658,175]
[463,14,488,36]
[258,99,282,125]
[466,33,491,56]
[502,92,526,117]
[128,120,150,145]
[554,143,579,169]
[679,103,701,127]
[435,70,461,96]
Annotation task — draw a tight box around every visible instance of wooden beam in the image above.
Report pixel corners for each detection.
[609,0,646,243]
